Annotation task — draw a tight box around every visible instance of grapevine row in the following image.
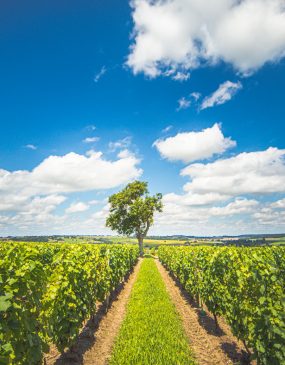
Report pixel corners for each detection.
[158,246,285,365]
[0,242,139,364]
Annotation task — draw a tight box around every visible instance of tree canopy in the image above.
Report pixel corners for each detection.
[106,181,163,254]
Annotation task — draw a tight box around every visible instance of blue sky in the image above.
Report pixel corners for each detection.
[1,0,285,236]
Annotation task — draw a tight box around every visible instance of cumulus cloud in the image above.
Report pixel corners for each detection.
[31,150,141,193]
[209,198,259,216]
[117,149,134,159]
[0,150,142,213]
[163,191,229,206]
[271,198,285,209]
[66,202,90,214]
[0,148,142,234]
[200,81,242,110]
[127,0,285,77]
[182,147,285,196]
[153,123,236,163]
[152,138,285,235]
[253,206,285,226]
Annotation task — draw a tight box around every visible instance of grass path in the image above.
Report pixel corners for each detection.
[109,258,195,365]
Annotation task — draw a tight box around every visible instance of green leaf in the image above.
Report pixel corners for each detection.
[0,295,12,312]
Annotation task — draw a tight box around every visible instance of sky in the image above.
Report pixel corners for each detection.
[1,0,285,236]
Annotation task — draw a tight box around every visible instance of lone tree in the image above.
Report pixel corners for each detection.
[106,181,163,255]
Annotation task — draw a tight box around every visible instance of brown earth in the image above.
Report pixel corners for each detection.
[44,259,142,365]
[155,259,253,365]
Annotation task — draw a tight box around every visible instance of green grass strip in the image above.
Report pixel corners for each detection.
[109,258,195,365]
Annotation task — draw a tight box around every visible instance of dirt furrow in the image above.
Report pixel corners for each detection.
[155,259,249,365]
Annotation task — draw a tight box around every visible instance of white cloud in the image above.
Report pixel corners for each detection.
[0,147,142,234]
[177,92,201,110]
[94,66,107,82]
[271,198,285,209]
[151,194,284,236]
[0,194,67,234]
[191,92,201,101]
[201,81,242,110]
[252,206,285,226]
[151,140,285,235]
[0,150,142,214]
[117,149,134,159]
[163,191,229,206]
[154,123,236,163]
[109,136,132,151]
[83,137,100,143]
[162,125,173,133]
[31,151,142,193]
[209,198,259,216]
[25,144,37,150]
[89,199,100,205]
[127,0,285,77]
[66,202,90,214]
[177,97,191,110]
[182,147,285,196]
[172,71,190,81]
[0,194,66,214]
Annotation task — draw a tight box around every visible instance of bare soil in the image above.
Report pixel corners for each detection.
[44,259,142,365]
[155,259,252,365]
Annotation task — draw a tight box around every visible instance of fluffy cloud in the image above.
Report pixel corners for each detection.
[182,147,285,195]
[65,202,90,214]
[152,197,261,236]
[152,133,285,235]
[163,192,229,206]
[209,198,259,216]
[0,151,142,235]
[201,81,242,110]
[271,198,285,209]
[153,123,236,163]
[253,207,285,226]
[127,0,285,77]
[30,150,141,194]
[0,150,142,217]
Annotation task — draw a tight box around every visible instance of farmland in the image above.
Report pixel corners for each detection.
[2,233,285,247]
[0,242,139,364]
[0,241,285,364]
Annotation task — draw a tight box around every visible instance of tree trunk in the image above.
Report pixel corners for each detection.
[138,237,144,256]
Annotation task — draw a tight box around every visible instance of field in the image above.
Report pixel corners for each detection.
[0,241,285,365]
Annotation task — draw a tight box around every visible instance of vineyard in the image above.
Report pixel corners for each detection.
[1,242,285,365]
[158,246,285,365]
[0,242,139,364]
